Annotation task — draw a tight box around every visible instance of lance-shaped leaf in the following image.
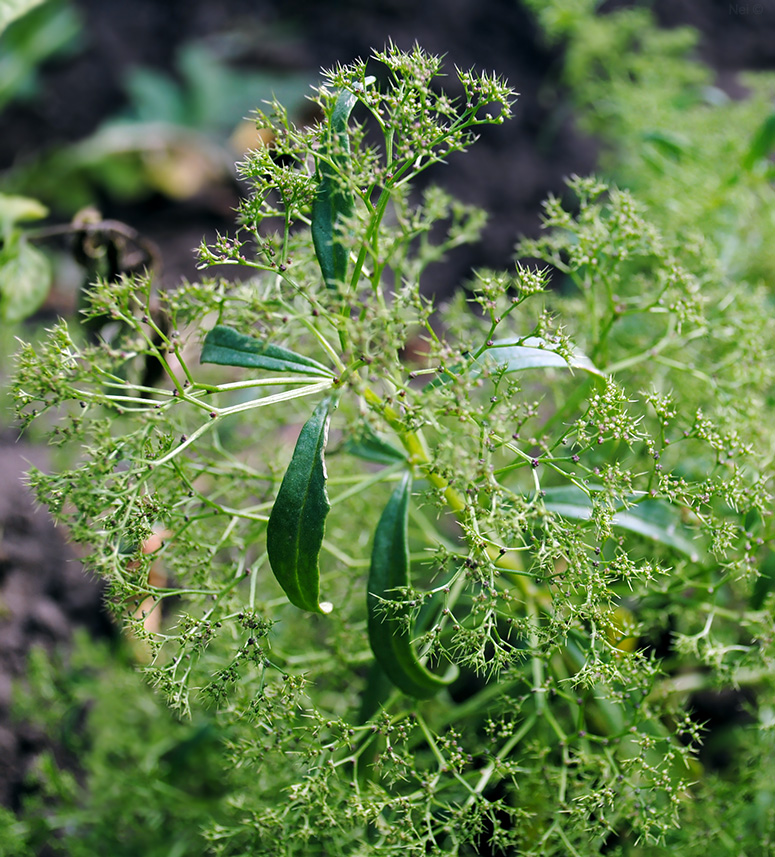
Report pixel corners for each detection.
[742,112,775,172]
[343,424,407,465]
[427,336,603,389]
[311,87,359,290]
[201,325,334,378]
[541,485,701,561]
[642,130,690,161]
[478,337,603,376]
[267,397,335,613]
[368,472,453,698]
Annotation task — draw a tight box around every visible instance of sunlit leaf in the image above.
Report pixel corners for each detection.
[0,193,48,235]
[0,236,51,322]
[0,0,45,35]
[428,336,604,389]
[541,485,700,560]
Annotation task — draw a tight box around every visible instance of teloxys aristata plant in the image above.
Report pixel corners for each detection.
[12,43,773,855]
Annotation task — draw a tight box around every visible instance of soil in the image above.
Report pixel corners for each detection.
[2,0,774,818]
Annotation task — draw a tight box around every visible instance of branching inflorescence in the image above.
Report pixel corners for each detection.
[12,43,773,855]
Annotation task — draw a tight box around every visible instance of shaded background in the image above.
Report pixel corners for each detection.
[2,0,774,813]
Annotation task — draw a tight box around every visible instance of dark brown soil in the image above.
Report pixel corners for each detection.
[2,0,774,819]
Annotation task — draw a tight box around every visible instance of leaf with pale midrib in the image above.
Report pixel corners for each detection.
[267,397,335,614]
[201,325,334,378]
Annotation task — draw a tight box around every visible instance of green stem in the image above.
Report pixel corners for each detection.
[144,381,333,468]
[465,711,538,805]
[349,184,394,293]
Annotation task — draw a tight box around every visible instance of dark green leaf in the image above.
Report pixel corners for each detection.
[200,325,334,378]
[266,397,335,613]
[0,236,51,322]
[742,113,775,172]
[642,130,689,161]
[311,87,359,290]
[750,548,775,609]
[343,424,407,465]
[541,485,701,560]
[367,472,452,698]
[357,662,394,724]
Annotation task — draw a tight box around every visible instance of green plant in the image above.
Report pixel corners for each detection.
[523,0,775,285]
[4,637,229,857]
[0,192,51,322]
[10,42,774,855]
[0,38,312,210]
[0,0,81,111]
[0,3,65,324]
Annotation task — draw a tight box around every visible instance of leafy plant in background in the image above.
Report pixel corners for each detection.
[6,34,775,857]
[0,0,75,325]
[0,192,51,322]
[1,33,313,210]
[521,1,775,850]
[4,637,232,857]
[0,0,80,111]
[0,0,312,329]
[524,0,775,691]
[523,0,775,285]
[0,0,312,340]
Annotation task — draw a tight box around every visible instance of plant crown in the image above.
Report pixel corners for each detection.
[11,40,775,855]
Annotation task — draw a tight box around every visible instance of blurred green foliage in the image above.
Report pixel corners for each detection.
[523,0,775,285]
[1,38,312,212]
[0,0,81,108]
[3,636,229,857]
[0,2,312,327]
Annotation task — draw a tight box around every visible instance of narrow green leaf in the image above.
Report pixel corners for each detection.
[642,130,690,161]
[480,337,603,376]
[343,424,407,465]
[742,113,775,172]
[750,549,775,609]
[266,397,336,613]
[0,236,51,322]
[427,336,603,389]
[368,472,453,698]
[311,87,358,290]
[201,325,334,378]
[357,662,394,724]
[541,485,700,560]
